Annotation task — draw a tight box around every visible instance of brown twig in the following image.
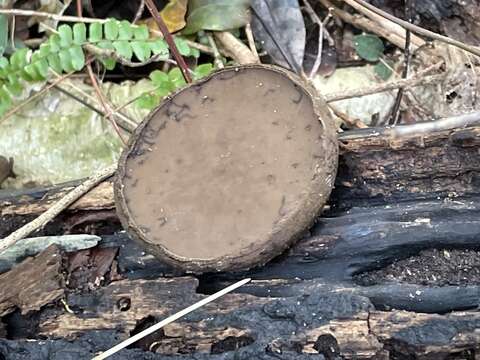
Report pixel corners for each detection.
[0,164,117,253]
[52,83,137,133]
[0,70,77,125]
[86,65,128,144]
[132,0,145,24]
[319,0,424,50]
[389,0,414,125]
[324,73,445,103]
[329,104,368,128]
[144,0,191,83]
[214,31,259,64]
[207,33,224,69]
[76,0,83,17]
[0,8,104,23]
[349,0,480,57]
[245,23,260,61]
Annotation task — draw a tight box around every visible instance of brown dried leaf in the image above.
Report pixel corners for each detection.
[141,0,188,33]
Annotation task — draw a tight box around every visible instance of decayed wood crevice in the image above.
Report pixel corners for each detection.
[334,126,480,207]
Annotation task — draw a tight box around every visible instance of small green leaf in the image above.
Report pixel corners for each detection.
[174,37,190,56]
[193,63,213,80]
[136,93,159,109]
[47,53,62,73]
[104,19,119,40]
[19,69,34,81]
[6,75,23,95]
[190,47,200,58]
[101,58,116,70]
[131,41,151,62]
[149,70,169,86]
[49,34,61,52]
[113,40,132,60]
[154,87,170,98]
[73,23,87,44]
[118,20,133,40]
[38,43,51,57]
[168,67,186,89]
[89,22,103,42]
[59,49,75,72]
[58,24,73,47]
[133,24,149,40]
[0,56,7,76]
[353,34,384,62]
[31,51,42,63]
[34,58,49,78]
[150,38,169,56]
[0,15,8,57]
[24,63,43,81]
[69,45,85,70]
[374,60,393,80]
[97,40,114,50]
[10,48,29,70]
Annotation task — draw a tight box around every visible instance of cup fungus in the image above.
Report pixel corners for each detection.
[115,65,338,273]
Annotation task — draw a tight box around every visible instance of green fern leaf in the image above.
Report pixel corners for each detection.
[118,20,133,40]
[105,19,119,40]
[73,23,87,45]
[58,24,73,48]
[47,53,62,74]
[131,41,151,62]
[133,24,149,40]
[69,45,85,71]
[150,39,169,56]
[59,49,75,72]
[89,23,102,42]
[113,40,132,60]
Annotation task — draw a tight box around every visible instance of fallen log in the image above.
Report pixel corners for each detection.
[1,252,480,359]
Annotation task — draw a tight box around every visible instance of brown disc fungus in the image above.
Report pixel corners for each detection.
[115,65,338,273]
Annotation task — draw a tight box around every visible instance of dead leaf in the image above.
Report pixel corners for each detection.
[141,0,188,34]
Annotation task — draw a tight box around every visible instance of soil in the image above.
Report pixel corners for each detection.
[355,248,480,286]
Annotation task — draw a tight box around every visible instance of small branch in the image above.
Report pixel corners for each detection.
[324,73,445,103]
[0,165,117,253]
[132,0,145,24]
[349,0,480,58]
[245,23,260,61]
[214,31,259,65]
[0,70,78,125]
[207,33,224,69]
[144,0,192,83]
[86,65,128,145]
[303,0,331,79]
[388,0,414,125]
[92,278,251,360]
[0,8,104,23]
[52,83,137,133]
[318,0,424,50]
[338,111,480,141]
[329,104,368,129]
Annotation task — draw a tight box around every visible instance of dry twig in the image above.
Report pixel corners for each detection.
[0,165,117,253]
[349,0,480,57]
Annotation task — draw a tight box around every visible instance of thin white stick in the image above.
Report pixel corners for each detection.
[92,278,252,360]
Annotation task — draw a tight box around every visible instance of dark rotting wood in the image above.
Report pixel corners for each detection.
[0,245,65,317]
